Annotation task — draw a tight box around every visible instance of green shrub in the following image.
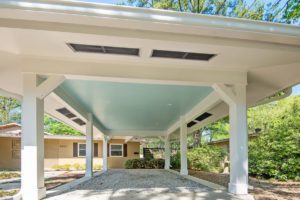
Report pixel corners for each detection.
[0,171,20,180]
[170,151,181,169]
[170,145,226,173]
[125,159,164,169]
[248,96,300,181]
[188,145,226,173]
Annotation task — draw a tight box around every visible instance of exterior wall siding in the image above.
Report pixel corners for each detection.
[0,137,140,170]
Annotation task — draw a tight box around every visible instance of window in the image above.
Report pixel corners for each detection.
[110,144,123,157]
[78,143,86,157]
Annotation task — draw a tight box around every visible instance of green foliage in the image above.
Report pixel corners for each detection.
[0,96,21,125]
[249,96,300,181]
[44,115,83,136]
[122,0,300,25]
[171,146,226,173]
[188,145,227,173]
[204,117,229,142]
[52,163,101,171]
[0,96,81,136]
[125,159,165,169]
[0,171,20,180]
[0,189,19,198]
[170,151,181,169]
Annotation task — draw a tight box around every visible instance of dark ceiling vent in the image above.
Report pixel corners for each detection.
[195,112,212,122]
[73,118,86,126]
[68,43,139,56]
[56,107,76,119]
[151,50,215,61]
[187,121,197,128]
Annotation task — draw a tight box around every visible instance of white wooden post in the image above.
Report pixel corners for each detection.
[85,113,93,177]
[102,136,108,171]
[21,74,46,200]
[164,135,170,170]
[180,116,188,175]
[213,84,248,195]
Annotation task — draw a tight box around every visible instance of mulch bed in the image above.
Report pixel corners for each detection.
[45,172,84,190]
[188,169,300,200]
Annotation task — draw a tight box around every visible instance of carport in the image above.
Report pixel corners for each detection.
[0,0,299,199]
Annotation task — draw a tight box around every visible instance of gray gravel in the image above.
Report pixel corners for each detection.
[47,169,240,200]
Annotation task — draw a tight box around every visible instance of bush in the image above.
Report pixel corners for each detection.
[170,151,181,169]
[125,159,164,169]
[188,145,226,173]
[170,145,226,173]
[248,96,300,181]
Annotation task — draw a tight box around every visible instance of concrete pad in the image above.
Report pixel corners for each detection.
[46,169,242,200]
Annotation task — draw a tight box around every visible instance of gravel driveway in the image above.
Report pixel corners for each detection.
[46,169,240,200]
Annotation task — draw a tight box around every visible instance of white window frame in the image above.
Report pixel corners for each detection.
[109,143,123,157]
[78,143,86,157]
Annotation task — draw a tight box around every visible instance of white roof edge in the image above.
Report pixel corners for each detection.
[0,0,299,40]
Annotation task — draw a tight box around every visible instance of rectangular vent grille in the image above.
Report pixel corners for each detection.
[187,121,197,128]
[68,43,139,56]
[195,112,212,122]
[56,108,76,119]
[73,118,86,126]
[152,50,215,61]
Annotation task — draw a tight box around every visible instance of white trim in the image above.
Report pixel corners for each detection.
[106,130,165,137]
[0,0,299,46]
[22,57,248,86]
[35,75,65,99]
[109,143,123,157]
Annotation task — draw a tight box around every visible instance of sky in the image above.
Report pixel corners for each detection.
[292,85,300,96]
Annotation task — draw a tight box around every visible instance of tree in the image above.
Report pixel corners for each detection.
[0,96,82,135]
[44,115,83,136]
[121,0,300,25]
[248,96,300,181]
[0,96,21,124]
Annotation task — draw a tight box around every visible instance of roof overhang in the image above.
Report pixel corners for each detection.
[0,0,299,138]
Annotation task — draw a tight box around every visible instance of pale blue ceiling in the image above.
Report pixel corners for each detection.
[60,80,212,131]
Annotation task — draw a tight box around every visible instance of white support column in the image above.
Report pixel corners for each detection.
[85,113,93,177]
[102,136,108,171]
[180,116,188,175]
[21,74,46,200]
[164,135,170,170]
[213,84,248,195]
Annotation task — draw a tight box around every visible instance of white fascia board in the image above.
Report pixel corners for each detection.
[106,130,165,137]
[167,91,222,135]
[0,0,299,45]
[23,57,248,86]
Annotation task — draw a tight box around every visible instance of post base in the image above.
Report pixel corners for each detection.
[180,169,188,176]
[228,183,248,195]
[22,186,46,200]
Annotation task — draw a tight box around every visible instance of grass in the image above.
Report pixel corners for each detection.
[0,189,19,197]
[0,171,20,180]
[52,163,102,171]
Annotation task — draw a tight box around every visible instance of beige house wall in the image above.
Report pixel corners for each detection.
[0,137,21,170]
[0,137,140,170]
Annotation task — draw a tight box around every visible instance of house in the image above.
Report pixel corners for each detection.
[207,133,260,152]
[0,123,140,170]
